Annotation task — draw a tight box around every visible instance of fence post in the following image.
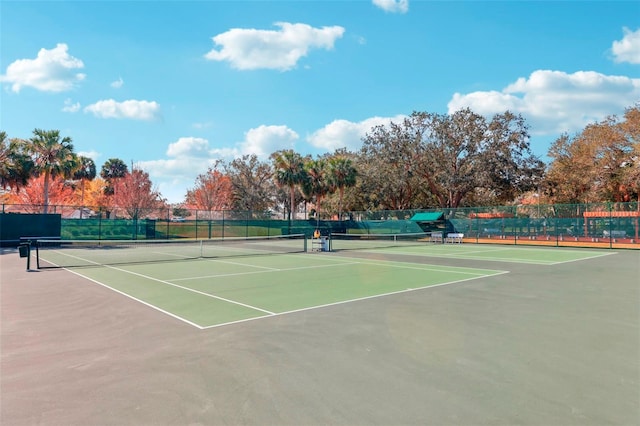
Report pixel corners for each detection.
[608,203,613,249]
[98,213,102,240]
[166,208,170,239]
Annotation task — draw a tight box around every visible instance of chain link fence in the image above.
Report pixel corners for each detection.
[2,202,638,248]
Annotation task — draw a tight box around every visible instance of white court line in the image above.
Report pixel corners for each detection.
[152,251,280,271]
[203,257,280,270]
[41,251,276,327]
[548,251,617,265]
[395,250,553,264]
[38,259,206,329]
[334,245,546,263]
[359,246,582,265]
[436,248,613,265]
[44,249,278,318]
[351,260,504,275]
[170,261,362,282]
[320,253,507,275]
[164,248,499,282]
[103,264,276,315]
[200,270,510,330]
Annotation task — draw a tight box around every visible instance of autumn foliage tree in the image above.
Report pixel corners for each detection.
[111,168,164,219]
[185,164,234,217]
[5,175,76,212]
[73,156,97,208]
[545,105,640,204]
[618,106,640,205]
[81,178,112,214]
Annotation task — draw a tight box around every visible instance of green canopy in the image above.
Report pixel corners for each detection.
[410,212,443,222]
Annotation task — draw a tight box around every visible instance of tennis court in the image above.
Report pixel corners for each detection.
[328,233,614,265]
[2,238,639,425]
[31,237,509,329]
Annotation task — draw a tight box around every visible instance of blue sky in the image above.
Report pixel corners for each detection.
[1,0,639,203]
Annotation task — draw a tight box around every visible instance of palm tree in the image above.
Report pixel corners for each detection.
[0,132,34,192]
[327,155,357,221]
[27,129,78,213]
[73,156,97,215]
[100,158,128,196]
[302,158,330,228]
[270,150,307,222]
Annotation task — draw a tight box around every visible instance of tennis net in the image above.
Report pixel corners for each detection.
[34,234,307,268]
[328,232,434,251]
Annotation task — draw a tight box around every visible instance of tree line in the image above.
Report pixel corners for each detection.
[1,105,638,220]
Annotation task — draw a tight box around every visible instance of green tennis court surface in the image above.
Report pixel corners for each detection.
[330,239,614,264]
[61,253,506,328]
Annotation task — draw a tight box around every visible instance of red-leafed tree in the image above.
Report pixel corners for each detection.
[185,164,234,217]
[111,168,165,219]
[6,175,76,212]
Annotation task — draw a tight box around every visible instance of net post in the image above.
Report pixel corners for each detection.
[18,239,32,271]
[26,243,31,271]
[304,236,308,252]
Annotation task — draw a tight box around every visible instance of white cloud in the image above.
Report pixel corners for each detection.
[84,99,161,120]
[139,157,213,181]
[77,150,101,161]
[448,70,640,135]
[62,98,81,113]
[612,27,640,64]
[137,136,238,203]
[372,0,409,14]
[166,137,214,158]
[110,77,124,88]
[204,22,345,71]
[138,126,300,203]
[239,125,299,157]
[0,43,85,93]
[141,137,237,178]
[308,115,407,151]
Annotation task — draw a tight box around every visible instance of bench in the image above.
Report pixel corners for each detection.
[445,233,464,244]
